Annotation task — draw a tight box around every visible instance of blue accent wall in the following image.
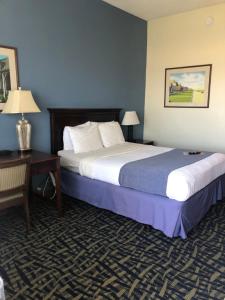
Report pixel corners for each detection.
[0,0,147,152]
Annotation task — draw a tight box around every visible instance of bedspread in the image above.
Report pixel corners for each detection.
[78,143,225,201]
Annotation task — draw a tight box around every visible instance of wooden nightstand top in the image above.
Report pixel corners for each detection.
[0,150,58,164]
[130,139,154,145]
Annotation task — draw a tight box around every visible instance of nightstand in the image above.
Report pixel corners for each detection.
[130,139,154,145]
[0,150,62,216]
[29,151,61,215]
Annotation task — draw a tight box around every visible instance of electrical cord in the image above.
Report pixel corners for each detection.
[42,174,56,199]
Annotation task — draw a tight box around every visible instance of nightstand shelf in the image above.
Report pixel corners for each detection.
[130,139,154,145]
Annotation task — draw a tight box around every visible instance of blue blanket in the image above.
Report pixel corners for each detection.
[119,149,212,197]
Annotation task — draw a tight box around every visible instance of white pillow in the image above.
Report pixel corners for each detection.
[63,122,91,150]
[98,121,125,147]
[68,123,103,153]
[90,121,114,126]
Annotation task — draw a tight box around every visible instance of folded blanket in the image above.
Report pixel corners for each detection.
[119,149,212,200]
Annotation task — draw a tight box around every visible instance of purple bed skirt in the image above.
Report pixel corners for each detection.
[61,168,225,238]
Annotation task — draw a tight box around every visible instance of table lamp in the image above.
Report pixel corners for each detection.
[2,88,41,151]
[122,111,140,142]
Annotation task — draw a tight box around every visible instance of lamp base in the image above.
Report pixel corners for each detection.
[16,118,31,151]
[17,149,32,153]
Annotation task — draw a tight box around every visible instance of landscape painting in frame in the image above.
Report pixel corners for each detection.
[0,46,19,111]
[164,65,212,108]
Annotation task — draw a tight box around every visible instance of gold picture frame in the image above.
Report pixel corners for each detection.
[164,64,212,108]
[0,45,19,111]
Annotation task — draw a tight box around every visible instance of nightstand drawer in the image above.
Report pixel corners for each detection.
[31,160,57,175]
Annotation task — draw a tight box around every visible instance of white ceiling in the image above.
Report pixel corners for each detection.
[102,0,225,20]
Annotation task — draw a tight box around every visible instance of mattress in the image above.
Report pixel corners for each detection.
[58,143,225,201]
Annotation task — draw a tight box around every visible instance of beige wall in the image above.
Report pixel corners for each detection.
[144,4,225,152]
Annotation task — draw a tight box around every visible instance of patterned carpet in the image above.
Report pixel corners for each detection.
[0,196,225,300]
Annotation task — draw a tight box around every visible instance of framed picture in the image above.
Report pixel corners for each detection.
[164,64,212,108]
[0,45,19,111]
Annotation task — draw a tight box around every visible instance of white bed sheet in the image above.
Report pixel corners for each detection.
[58,142,171,173]
[58,143,171,175]
[58,150,86,173]
[78,143,172,185]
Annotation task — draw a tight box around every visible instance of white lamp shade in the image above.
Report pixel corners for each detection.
[122,111,140,126]
[2,89,41,114]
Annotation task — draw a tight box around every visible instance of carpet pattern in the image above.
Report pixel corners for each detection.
[0,196,225,299]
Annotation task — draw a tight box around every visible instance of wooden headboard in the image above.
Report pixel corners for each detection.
[48,108,122,154]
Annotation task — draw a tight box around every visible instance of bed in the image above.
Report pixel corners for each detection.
[48,108,225,238]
